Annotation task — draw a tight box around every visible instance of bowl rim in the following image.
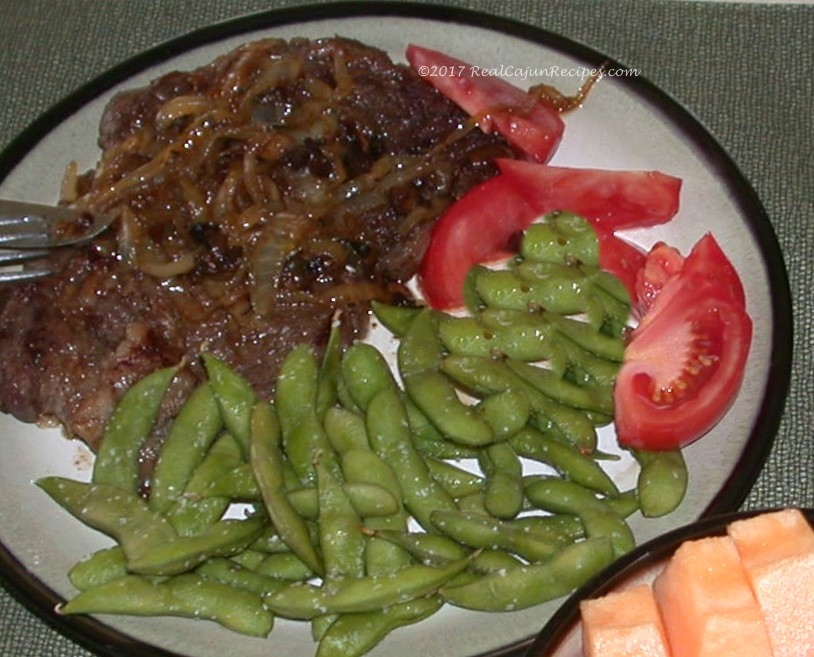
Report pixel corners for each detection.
[526,507,814,657]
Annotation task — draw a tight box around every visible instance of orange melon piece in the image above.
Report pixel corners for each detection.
[580,583,672,657]
[727,508,814,657]
[652,535,774,657]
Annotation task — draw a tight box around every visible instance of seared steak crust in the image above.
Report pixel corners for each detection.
[0,37,510,448]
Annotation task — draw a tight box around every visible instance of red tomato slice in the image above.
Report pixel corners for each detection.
[634,240,685,316]
[497,159,682,232]
[406,44,564,163]
[418,175,538,310]
[597,232,647,308]
[636,233,746,334]
[614,282,752,451]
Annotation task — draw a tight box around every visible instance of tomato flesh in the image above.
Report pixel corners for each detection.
[418,175,538,310]
[497,159,682,232]
[406,44,564,163]
[598,232,647,307]
[634,241,685,317]
[615,235,752,450]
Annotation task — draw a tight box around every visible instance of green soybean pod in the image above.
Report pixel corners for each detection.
[479,442,524,520]
[370,300,421,337]
[340,448,412,575]
[167,432,244,536]
[36,477,176,562]
[439,354,597,452]
[506,359,614,417]
[363,529,469,566]
[249,400,324,576]
[424,457,484,498]
[524,477,635,557]
[544,311,626,363]
[316,459,366,580]
[316,317,344,418]
[275,343,320,438]
[396,308,443,378]
[440,536,615,611]
[93,363,179,492]
[149,381,223,515]
[266,558,470,618]
[511,261,604,318]
[59,573,274,638]
[366,387,458,531]
[316,596,443,657]
[404,370,494,447]
[202,353,256,457]
[126,516,268,576]
[341,341,398,412]
[477,308,567,367]
[520,212,600,266]
[510,427,618,496]
[204,463,260,500]
[68,546,128,591]
[633,448,688,518]
[430,510,562,563]
[196,557,288,595]
[287,483,400,520]
[475,388,532,442]
[255,552,318,581]
[323,406,370,454]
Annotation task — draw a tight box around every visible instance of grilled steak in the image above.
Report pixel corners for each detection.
[0,37,511,449]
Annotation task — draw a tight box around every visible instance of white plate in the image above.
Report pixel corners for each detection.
[0,4,792,657]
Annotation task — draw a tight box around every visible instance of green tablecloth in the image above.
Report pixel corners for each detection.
[0,0,811,654]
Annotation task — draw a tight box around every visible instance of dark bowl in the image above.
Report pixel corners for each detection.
[526,507,814,657]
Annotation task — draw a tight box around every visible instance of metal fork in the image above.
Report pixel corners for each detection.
[0,200,115,283]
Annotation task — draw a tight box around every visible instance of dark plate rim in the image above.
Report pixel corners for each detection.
[526,507,814,657]
[0,3,793,657]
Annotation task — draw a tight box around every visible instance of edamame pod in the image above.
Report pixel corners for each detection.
[249,401,324,576]
[524,477,635,557]
[149,381,223,514]
[202,354,255,457]
[510,427,618,496]
[93,363,179,492]
[60,573,274,637]
[316,460,366,580]
[36,477,176,562]
[519,212,599,266]
[366,387,458,531]
[265,557,469,619]
[479,442,524,519]
[440,537,615,611]
[68,546,128,591]
[315,596,443,657]
[633,449,688,518]
[127,516,267,576]
[370,301,421,337]
[341,342,398,411]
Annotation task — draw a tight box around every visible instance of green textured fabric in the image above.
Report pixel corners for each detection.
[0,0,811,654]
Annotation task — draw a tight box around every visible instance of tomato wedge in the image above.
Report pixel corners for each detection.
[634,241,685,317]
[497,159,682,233]
[406,44,564,163]
[418,175,537,310]
[615,234,752,450]
[598,233,647,308]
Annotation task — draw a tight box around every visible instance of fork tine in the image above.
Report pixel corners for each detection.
[0,269,52,283]
[0,248,50,265]
[0,248,52,283]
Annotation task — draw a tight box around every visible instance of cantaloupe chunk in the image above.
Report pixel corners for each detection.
[580,583,672,657]
[728,508,814,657]
[652,535,774,657]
